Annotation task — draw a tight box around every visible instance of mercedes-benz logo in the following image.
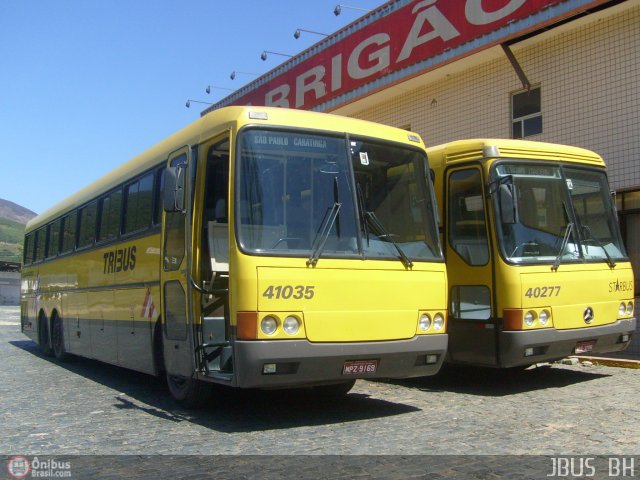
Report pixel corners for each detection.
[583,307,594,324]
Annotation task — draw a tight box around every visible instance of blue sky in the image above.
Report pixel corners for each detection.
[0,0,380,214]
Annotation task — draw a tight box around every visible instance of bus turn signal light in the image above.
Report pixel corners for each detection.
[237,311,258,339]
[503,309,524,331]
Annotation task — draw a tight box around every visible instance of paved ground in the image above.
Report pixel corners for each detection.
[1,305,639,479]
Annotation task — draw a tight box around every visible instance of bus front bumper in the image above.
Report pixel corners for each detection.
[231,334,448,389]
[499,318,636,368]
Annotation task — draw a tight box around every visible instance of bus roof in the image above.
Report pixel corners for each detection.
[426,138,605,170]
[27,106,425,232]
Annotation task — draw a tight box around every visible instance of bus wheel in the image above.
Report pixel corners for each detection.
[51,313,69,361]
[38,312,53,357]
[166,373,213,409]
[313,380,356,397]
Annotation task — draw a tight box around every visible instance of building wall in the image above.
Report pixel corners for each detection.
[0,272,20,306]
[349,3,640,192]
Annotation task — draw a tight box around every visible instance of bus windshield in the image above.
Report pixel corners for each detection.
[492,162,627,265]
[237,129,442,263]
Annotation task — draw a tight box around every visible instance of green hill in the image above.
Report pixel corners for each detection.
[0,218,26,262]
[0,217,26,243]
[0,199,36,263]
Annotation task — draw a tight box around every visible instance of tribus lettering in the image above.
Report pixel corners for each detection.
[103,246,137,274]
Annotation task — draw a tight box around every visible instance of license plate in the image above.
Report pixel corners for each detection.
[575,340,596,354]
[343,359,378,375]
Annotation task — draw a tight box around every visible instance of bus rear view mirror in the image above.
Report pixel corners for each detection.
[164,165,186,212]
[499,183,518,224]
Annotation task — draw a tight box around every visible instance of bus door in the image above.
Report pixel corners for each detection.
[198,136,232,376]
[160,147,195,378]
[445,166,497,366]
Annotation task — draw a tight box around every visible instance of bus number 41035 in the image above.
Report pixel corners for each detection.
[262,285,315,300]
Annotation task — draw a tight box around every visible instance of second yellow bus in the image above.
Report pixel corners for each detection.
[428,139,635,368]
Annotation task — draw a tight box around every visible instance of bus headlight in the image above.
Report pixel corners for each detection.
[539,310,550,326]
[419,314,431,331]
[619,303,627,316]
[261,316,278,335]
[283,316,300,335]
[524,311,536,327]
[433,313,445,331]
[626,302,634,316]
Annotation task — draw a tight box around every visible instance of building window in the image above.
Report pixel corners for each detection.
[512,87,542,138]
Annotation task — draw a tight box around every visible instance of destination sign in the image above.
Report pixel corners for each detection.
[496,164,561,178]
[244,131,340,154]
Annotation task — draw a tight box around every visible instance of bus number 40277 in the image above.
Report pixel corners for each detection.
[524,286,561,298]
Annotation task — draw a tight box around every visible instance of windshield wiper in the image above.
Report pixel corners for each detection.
[307,202,341,267]
[581,225,616,269]
[552,222,574,271]
[364,211,413,269]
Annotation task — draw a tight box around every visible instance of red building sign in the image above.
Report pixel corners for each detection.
[204,0,596,114]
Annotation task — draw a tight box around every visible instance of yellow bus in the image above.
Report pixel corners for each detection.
[428,139,635,368]
[21,106,447,406]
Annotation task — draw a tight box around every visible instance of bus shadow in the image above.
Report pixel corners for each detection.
[390,363,611,397]
[9,339,420,433]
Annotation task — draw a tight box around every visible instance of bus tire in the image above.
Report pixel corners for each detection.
[51,312,69,361]
[166,373,213,409]
[313,380,356,397]
[38,311,53,357]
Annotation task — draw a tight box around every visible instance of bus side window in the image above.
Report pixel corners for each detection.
[153,167,165,226]
[451,285,491,320]
[46,220,61,258]
[124,173,154,235]
[78,201,98,249]
[60,211,78,254]
[448,168,489,266]
[97,189,123,243]
[203,141,230,273]
[23,233,34,265]
[164,155,187,271]
[34,227,47,263]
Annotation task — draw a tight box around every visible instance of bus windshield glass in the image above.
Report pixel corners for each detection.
[237,129,442,262]
[492,163,627,265]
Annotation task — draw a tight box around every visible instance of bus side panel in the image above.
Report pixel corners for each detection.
[89,289,118,365]
[64,291,91,358]
[113,287,154,374]
[111,235,160,375]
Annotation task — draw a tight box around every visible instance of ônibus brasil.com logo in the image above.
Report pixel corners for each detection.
[7,456,72,478]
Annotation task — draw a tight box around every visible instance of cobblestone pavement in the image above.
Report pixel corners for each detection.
[1,306,639,479]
